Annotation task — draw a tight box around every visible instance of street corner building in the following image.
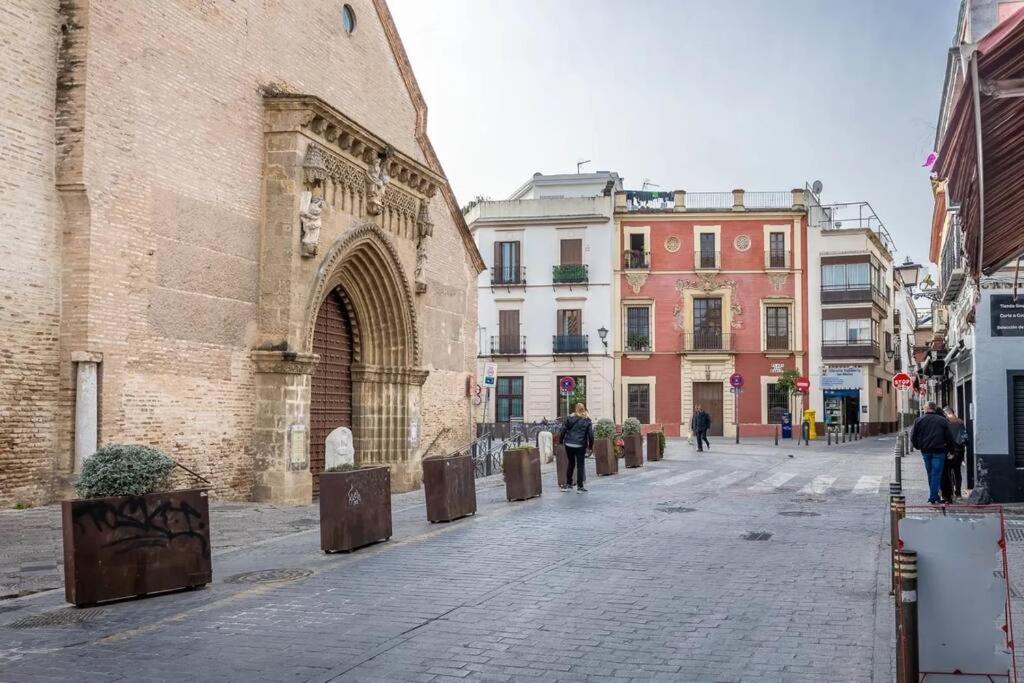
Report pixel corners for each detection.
[613,189,811,438]
[0,0,484,506]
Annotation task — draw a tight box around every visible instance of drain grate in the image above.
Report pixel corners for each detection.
[657,506,697,514]
[8,608,106,629]
[742,531,773,541]
[223,568,314,585]
[1005,527,1024,543]
[779,511,820,517]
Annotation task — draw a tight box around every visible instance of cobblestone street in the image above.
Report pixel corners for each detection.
[1,436,1020,681]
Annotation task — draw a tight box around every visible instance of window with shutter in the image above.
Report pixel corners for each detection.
[560,239,583,265]
[498,310,520,354]
[627,384,650,424]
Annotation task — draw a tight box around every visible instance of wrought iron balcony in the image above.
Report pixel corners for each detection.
[940,223,967,304]
[821,339,880,360]
[490,266,526,286]
[552,334,588,354]
[490,335,526,355]
[695,250,720,270]
[625,334,651,353]
[764,329,794,352]
[765,250,791,269]
[623,250,650,270]
[820,284,889,309]
[681,330,734,352]
[552,263,588,284]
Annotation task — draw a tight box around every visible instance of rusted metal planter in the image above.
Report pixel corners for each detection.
[503,447,542,501]
[422,453,477,522]
[646,432,662,462]
[594,438,616,475]
[624,434,644,467]
[320,466,392,553]
[554,444,568,487]
[62,488,212,606]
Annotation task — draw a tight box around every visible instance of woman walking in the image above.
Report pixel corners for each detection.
[944,406,968,500]
[560,403,594,493]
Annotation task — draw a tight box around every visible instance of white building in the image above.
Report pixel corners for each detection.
[466,172,621,423]
[806,196,898,434]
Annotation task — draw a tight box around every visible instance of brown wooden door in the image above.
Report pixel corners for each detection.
[693,382,724,436]
[310,289,355,497]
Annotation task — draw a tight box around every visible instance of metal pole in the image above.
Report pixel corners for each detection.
[827,428,832,446]
[734,391,739,444]
[896,549,919,683]
[889,493,905,594]
[774,425,779,446]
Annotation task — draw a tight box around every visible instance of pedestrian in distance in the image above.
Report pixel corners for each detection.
[911,402,956,505]
[692,405,712,452]
[559,402,593,493]
[944,406,968,500]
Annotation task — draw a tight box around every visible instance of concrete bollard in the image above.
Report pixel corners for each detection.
[896,550,919,683]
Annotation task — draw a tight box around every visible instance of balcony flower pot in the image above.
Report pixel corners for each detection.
[554,443,569,487]
[422,452,477,523]
[503,446,542,501]
[646,432,662,462]
[320,465,392,553]
[62,444,212,606]
[594,438,616,476]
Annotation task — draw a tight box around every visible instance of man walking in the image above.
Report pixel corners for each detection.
[693,405,712,452]
[911,402,956,505]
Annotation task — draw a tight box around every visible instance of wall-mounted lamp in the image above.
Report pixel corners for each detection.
[597,326,609,353]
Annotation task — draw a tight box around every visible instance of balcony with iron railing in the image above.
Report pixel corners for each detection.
[623,250,650,270]
[765,250,791,269]
[552,263,588,285]
[805,194,896,256]
[552,334,588,354]
[489,335,526,356]
[618,188,805,213]
[939,223,966,304]
[821,339,880,360]
[694,250,720,270]
[490,265,526,287]
[764,328,794,353]
[681,329,734,353]
[624,333,651,353]
[820,284,889,309]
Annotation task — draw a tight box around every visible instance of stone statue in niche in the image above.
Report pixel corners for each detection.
[299,192,323,258]
[414,201,433,293]
[365,154,390,216]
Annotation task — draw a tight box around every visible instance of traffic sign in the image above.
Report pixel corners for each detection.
[795,376,810,394]
[729,372,744,388]
[559,376,576,395]
[729,387,744,394]
[892,372,913,390]
[483,363,498,387]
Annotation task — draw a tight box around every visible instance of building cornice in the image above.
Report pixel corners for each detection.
[470,214,611,229]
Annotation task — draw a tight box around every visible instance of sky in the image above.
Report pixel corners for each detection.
[389,0,961,265]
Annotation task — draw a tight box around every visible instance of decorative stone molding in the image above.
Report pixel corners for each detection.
[414,202,434,294]
[734,234,751,252]
[664,236,681,253]
[767,271,788,292]
[675,274,744,329]
[672,304,685,331]
[351,363,429,386]
[625,271,648,294]
[251,350,319,375]
[299,194,323,257]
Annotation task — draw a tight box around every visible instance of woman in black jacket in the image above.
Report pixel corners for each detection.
[560,403,594,493]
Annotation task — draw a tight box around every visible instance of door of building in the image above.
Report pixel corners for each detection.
[310,289,355,498]
[693,382,724,436]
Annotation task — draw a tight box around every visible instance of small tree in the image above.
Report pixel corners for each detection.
[776,369,800,396]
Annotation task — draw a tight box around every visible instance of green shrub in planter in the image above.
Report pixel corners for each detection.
[595,418,616,440]
[659,431,666,455]
[622,417,642,436]
[74,444,175,499]
[326,463,356,473]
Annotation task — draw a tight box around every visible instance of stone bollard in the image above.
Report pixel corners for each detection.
[538,431,554,464]
[896,550,919,683]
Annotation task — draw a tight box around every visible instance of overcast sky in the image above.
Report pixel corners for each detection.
[389,0,960,265]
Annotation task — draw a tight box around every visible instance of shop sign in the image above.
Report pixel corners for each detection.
[820,366,863,390]
[990,295,1024,336]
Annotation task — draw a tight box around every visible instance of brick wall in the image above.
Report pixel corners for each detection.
[0,1,62,506]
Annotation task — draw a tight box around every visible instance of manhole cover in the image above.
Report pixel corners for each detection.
[779,511,820,517]
[657,506,697,514]
[1005,527,1024,543]
[742,531,773,541]
[223,568,314,585]
[8,608,107,629]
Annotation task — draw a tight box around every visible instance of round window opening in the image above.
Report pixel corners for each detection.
[342,4,356,34]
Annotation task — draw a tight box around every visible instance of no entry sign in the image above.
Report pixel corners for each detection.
[795,376,810,394]
[729,373,744,388]
[892,372,913,390]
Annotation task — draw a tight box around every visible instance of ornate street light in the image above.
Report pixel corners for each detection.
[597,326,609,353]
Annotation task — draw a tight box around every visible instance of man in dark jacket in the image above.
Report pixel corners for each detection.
[692,406,711,452]
[911,402,956,504]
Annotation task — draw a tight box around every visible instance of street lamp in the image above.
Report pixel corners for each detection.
[895,257,921,290]
[597,326,609,353]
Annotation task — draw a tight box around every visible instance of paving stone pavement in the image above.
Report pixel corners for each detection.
[0,435,1019,682]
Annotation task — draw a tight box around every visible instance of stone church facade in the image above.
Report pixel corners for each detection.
[0,0,483,506]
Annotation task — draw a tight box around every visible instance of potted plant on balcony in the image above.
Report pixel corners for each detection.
[626,334,650,352]
[62,444,212,606]
[594,418,617,475]
[502,445,542,501]
[422,450,477,523]
[552,263,587,284]
[622,417,644,467]
[320,463,392,553]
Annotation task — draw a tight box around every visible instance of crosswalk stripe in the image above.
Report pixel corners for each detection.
[652,469,711,487]
[853,475,882,494]
[799,475,836,495]
[749,472,797,492]
[699,470,751,490]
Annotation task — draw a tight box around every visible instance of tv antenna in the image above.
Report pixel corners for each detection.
[576,159,591,174]
[641,178,660,191]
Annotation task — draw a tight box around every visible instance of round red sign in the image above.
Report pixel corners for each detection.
[559,376,576,394]
[892,372,913,390]
[729,373,744,388]
[795,376,810,393]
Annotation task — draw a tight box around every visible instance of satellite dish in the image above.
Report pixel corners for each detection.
[812,180,823,195]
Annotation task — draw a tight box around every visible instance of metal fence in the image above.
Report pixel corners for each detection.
[471,420,562,479]
[744,191,792,209]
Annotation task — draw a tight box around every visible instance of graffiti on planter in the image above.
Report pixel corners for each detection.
[72,497,209,557]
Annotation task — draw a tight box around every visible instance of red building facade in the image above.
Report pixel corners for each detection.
[613,190,809,437]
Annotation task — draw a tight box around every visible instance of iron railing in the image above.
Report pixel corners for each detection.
[685,192,733,210]
[820,284,889,309]
[764,328,794,352]
[765,250,791,269]
[681,330,733,352]
[490,335,526,355]
[695,250,720,269]
[472,419,563,478]
[625,335,651,353]
[623,249,650,269]
[553,334,588,354]
[822,340,880,360]
[805,193,896,255]
[552,263,588,284]
[744,191,793,209]
[490,266,526,286]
